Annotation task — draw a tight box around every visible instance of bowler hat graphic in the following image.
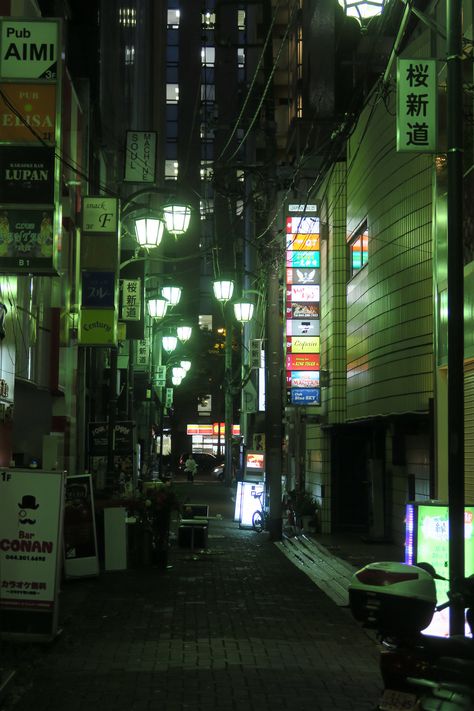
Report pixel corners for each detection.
[18,494,39,510]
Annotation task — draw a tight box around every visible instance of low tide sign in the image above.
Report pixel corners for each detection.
[0,468,65,641]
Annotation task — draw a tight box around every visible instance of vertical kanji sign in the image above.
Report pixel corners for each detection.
[397,59,437,153]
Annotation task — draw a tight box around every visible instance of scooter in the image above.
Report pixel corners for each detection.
[348,561,474,710]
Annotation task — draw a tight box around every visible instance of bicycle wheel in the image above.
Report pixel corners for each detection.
[252,509,264,532]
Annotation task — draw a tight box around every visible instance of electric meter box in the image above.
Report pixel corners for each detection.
[348,561,437,636]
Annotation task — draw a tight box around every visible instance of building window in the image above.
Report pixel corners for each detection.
[167,9,180,28]
[125,45,135,65]
[201,47,215,67]
[201,84,215,102]
[202,11,216,28]
[119,7,136,26]
[200,161,214,181]
[200,198,214,219]
[166,84,179,104]
[348,222,368,278]
[238,10,246,29]
[237,48,245,68]
[165,160,179,180]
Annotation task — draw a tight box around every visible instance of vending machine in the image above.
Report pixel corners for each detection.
[405,501,474,636]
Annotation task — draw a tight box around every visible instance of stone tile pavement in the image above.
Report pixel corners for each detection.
[0,481,386,711]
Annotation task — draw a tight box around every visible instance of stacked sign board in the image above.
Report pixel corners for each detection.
[0,19,61,274]
[285,206,321,406]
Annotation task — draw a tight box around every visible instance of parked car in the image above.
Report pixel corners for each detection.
[177,452,224,475]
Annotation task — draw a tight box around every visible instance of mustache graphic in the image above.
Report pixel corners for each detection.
[19,519,36,525]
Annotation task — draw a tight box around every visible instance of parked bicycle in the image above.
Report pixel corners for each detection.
[251,489,266,532]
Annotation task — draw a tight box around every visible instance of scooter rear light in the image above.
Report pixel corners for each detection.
[356,569,420,586]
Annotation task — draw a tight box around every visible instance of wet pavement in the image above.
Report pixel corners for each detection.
[0,477,393,711]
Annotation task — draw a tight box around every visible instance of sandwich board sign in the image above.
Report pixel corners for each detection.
[0,468,65,641]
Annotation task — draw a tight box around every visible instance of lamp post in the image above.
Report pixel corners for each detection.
[213,281,258,488]
[105,187,193,493]
[213,279,235,487]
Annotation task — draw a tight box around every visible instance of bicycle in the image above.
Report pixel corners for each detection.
[251,489,266,532]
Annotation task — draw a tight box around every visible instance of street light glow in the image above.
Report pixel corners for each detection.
[213,279,234,302]
[161,286,182,305]
[163,203,192,235]
[177,325,192,342]
[134,216,164,249]
[147,298,169,319]
[162,335,178,352]
[234,301,254,322]
[338,0,385,21]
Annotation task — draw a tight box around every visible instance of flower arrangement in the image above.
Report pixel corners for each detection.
[127,482,182,534]
[126,482,183,568]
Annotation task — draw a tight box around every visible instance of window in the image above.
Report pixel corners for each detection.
[125,45,135,65]
[237,48,245,68]
[349,223,368,277]
[166,84,179,104]
[238,10,246,30]
[165,160,179,180]
[119,7,136,26]
[167,9,180,28]
[200,161,214,181]
[201,84,215,102]
[201,47,215,66]
[202,12,216,28]
[200,198,214,219]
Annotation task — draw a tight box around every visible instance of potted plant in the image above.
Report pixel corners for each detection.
[290,490,320,532]
[126,482,182,568]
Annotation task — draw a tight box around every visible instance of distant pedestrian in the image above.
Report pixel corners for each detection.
[184,454,198,482]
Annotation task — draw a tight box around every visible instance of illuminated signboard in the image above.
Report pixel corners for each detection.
[285,204,321,406]
[245,451,265,471]
[291,388,320,405]
[286,370,320,388]
[286,319,320,337]
[286,336,320,354]
[186,424,241,436]
[286,251,320,268]
[286,267,320,285]
[286,353,320,370]
[286,235,320,251]
[287,284,320,302]
[405,503,474,636]
[286,216,320,233]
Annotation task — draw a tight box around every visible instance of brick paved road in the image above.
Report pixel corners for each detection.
[1,482,382,711]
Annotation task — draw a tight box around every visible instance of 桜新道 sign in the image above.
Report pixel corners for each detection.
[397,59,437,153]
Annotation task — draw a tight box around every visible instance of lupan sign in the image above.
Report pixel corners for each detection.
[0,20,59,80]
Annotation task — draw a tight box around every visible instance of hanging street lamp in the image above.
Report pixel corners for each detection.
[163,203,192,235]
[213,279,234,302]
[162,334,178,353]
[161,285,182,306]
[176,325,192,343]
[134,216,164,249]
[147,297,169,319]
[234,301,254,323]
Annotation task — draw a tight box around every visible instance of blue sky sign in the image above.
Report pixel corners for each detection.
[290,388,321,405]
